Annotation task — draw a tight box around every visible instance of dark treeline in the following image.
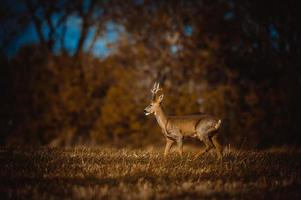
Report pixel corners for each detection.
[0,0,300,148]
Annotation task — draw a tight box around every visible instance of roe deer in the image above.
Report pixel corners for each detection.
[144,82,222,159]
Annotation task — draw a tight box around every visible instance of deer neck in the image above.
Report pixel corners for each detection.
[154,105,168,130]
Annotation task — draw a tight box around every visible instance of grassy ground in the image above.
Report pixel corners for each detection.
[0,146,300,199]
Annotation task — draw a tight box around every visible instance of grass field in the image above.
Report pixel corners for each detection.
[0,146,300,199]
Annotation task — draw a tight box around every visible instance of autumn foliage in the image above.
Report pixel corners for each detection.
[0,0,300,148]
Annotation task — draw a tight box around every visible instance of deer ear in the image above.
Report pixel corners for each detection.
[158,94,164,102]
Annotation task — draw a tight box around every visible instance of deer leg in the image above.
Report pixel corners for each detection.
[194,135,213,160]
[176,137,183,157]
[211,135,222,159]
[164,138,174,157]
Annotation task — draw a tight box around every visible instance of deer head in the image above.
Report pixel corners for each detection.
[144,82,164,116]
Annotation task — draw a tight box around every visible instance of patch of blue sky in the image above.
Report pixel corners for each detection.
[52,41,62,55]
[41,21,51,41]
[269,24,279,40]
[51,13,65,54]
[40,13,65,41]
[52,13,64,27]
[82,0,91,13]
[7,22,39,57]
[83,26,97,51]
[269,24,280,50]
[6,11,123,58]
[106,21,124,41]
[90,21,124,57]
[184,25,193,36]
[64,15,82,55]
[92,38,111,57]
[170,44,180,54]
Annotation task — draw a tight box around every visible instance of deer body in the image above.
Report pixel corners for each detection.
[166,115,220,137]
[145,83,222,159]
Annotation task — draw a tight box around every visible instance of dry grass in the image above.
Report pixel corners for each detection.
[0,146,300,199]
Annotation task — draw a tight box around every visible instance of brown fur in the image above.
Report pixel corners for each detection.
[144,83,223,159]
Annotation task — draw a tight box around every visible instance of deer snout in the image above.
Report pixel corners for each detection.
[144,106,153,115]
[144,109,150,116]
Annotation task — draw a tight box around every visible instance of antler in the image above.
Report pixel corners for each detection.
[151,82,162,100]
